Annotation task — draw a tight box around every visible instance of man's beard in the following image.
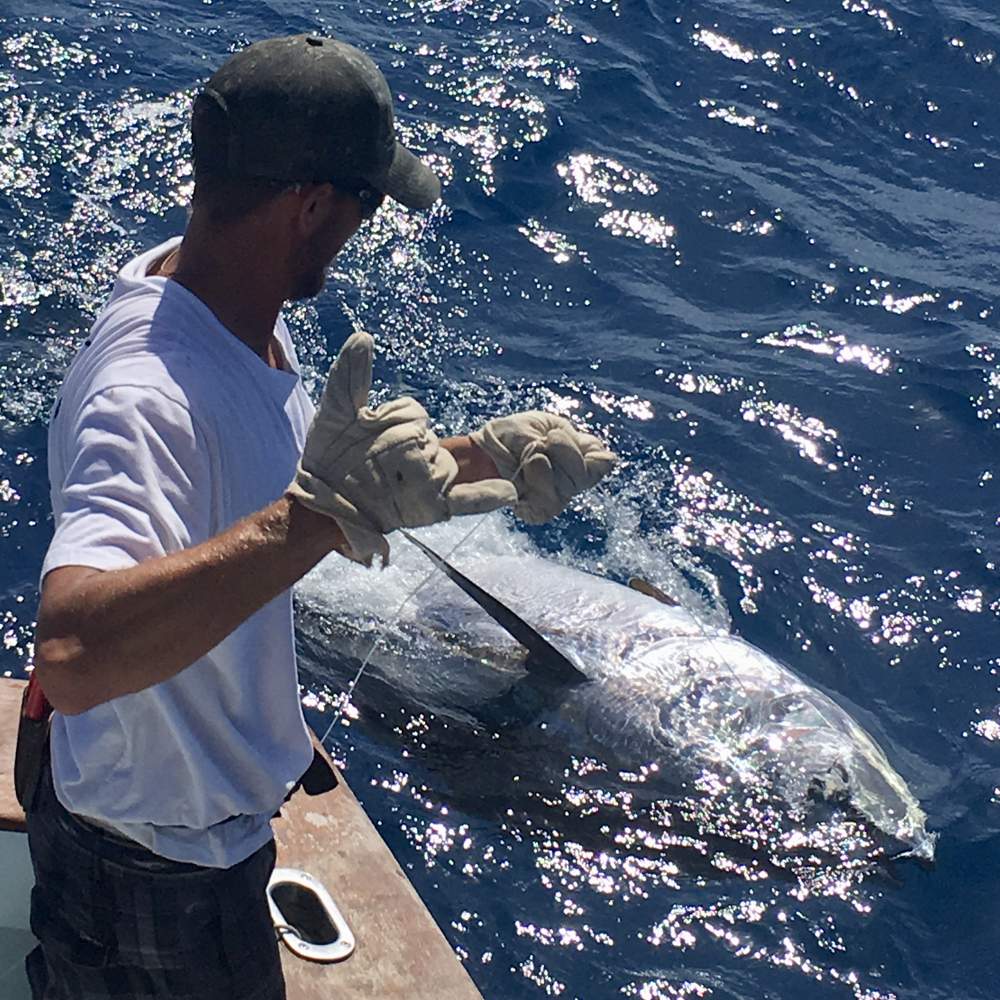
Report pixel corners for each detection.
[290,265,327,301]
[290,227,338,300]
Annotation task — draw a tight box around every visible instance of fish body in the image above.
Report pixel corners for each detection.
[302,548,935,862]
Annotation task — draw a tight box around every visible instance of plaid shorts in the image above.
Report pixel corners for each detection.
[25,762,286,1000]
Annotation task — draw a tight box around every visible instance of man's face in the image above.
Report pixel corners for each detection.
[289,189,364,300]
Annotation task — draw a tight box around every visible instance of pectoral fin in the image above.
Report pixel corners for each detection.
[402,530,587,685]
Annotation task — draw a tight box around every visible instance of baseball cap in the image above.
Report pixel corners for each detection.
[192,34,441,209]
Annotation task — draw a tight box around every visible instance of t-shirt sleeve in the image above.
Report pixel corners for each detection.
[42,385,213,580]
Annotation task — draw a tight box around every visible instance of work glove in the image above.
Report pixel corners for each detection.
[470,411,617,524]
[288,332,517,564]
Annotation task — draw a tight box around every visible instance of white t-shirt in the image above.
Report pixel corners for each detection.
[42,237,316,868]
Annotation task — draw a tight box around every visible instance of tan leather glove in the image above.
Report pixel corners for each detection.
[470,411,617,524]
[288,332,517,564]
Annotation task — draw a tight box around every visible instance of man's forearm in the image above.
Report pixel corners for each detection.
[34,497,347,715]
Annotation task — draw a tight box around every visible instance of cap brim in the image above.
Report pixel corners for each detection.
[372,142,441,210]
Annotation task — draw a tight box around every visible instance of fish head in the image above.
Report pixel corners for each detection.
[832,738,937,864]
[761,691,936,864]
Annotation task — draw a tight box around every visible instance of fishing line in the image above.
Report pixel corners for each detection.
[317,446,531,749]
[316,508,495,748]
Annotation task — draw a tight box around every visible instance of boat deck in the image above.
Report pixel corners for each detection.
[0,678,483,999]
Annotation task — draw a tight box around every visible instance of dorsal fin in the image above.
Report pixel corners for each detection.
[628,577,678,606]
[401,531,587,685]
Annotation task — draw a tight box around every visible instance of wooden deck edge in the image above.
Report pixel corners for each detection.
[273,734,484,999]
[0,679,26,834]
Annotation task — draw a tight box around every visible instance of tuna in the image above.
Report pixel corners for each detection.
[299,536,935,864]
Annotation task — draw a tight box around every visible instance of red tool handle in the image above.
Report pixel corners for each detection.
[24,673,52,722]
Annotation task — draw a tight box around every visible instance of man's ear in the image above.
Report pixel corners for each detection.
[295,183,357,237]
[294,183,336,236]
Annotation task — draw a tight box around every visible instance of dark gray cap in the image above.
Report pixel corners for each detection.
[192,34,441,209]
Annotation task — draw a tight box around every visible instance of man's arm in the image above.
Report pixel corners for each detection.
[35,497,347,716]
[34,437,494,718]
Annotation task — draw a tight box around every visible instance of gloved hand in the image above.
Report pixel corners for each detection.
[470,411,617,524]
[288,332,517,564]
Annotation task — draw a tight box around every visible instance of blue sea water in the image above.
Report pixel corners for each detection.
[1,0,999,997]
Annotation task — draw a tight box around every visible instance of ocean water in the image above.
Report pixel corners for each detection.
[1,1,999,998]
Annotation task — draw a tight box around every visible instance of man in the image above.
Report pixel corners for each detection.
[27,34,615,1000]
